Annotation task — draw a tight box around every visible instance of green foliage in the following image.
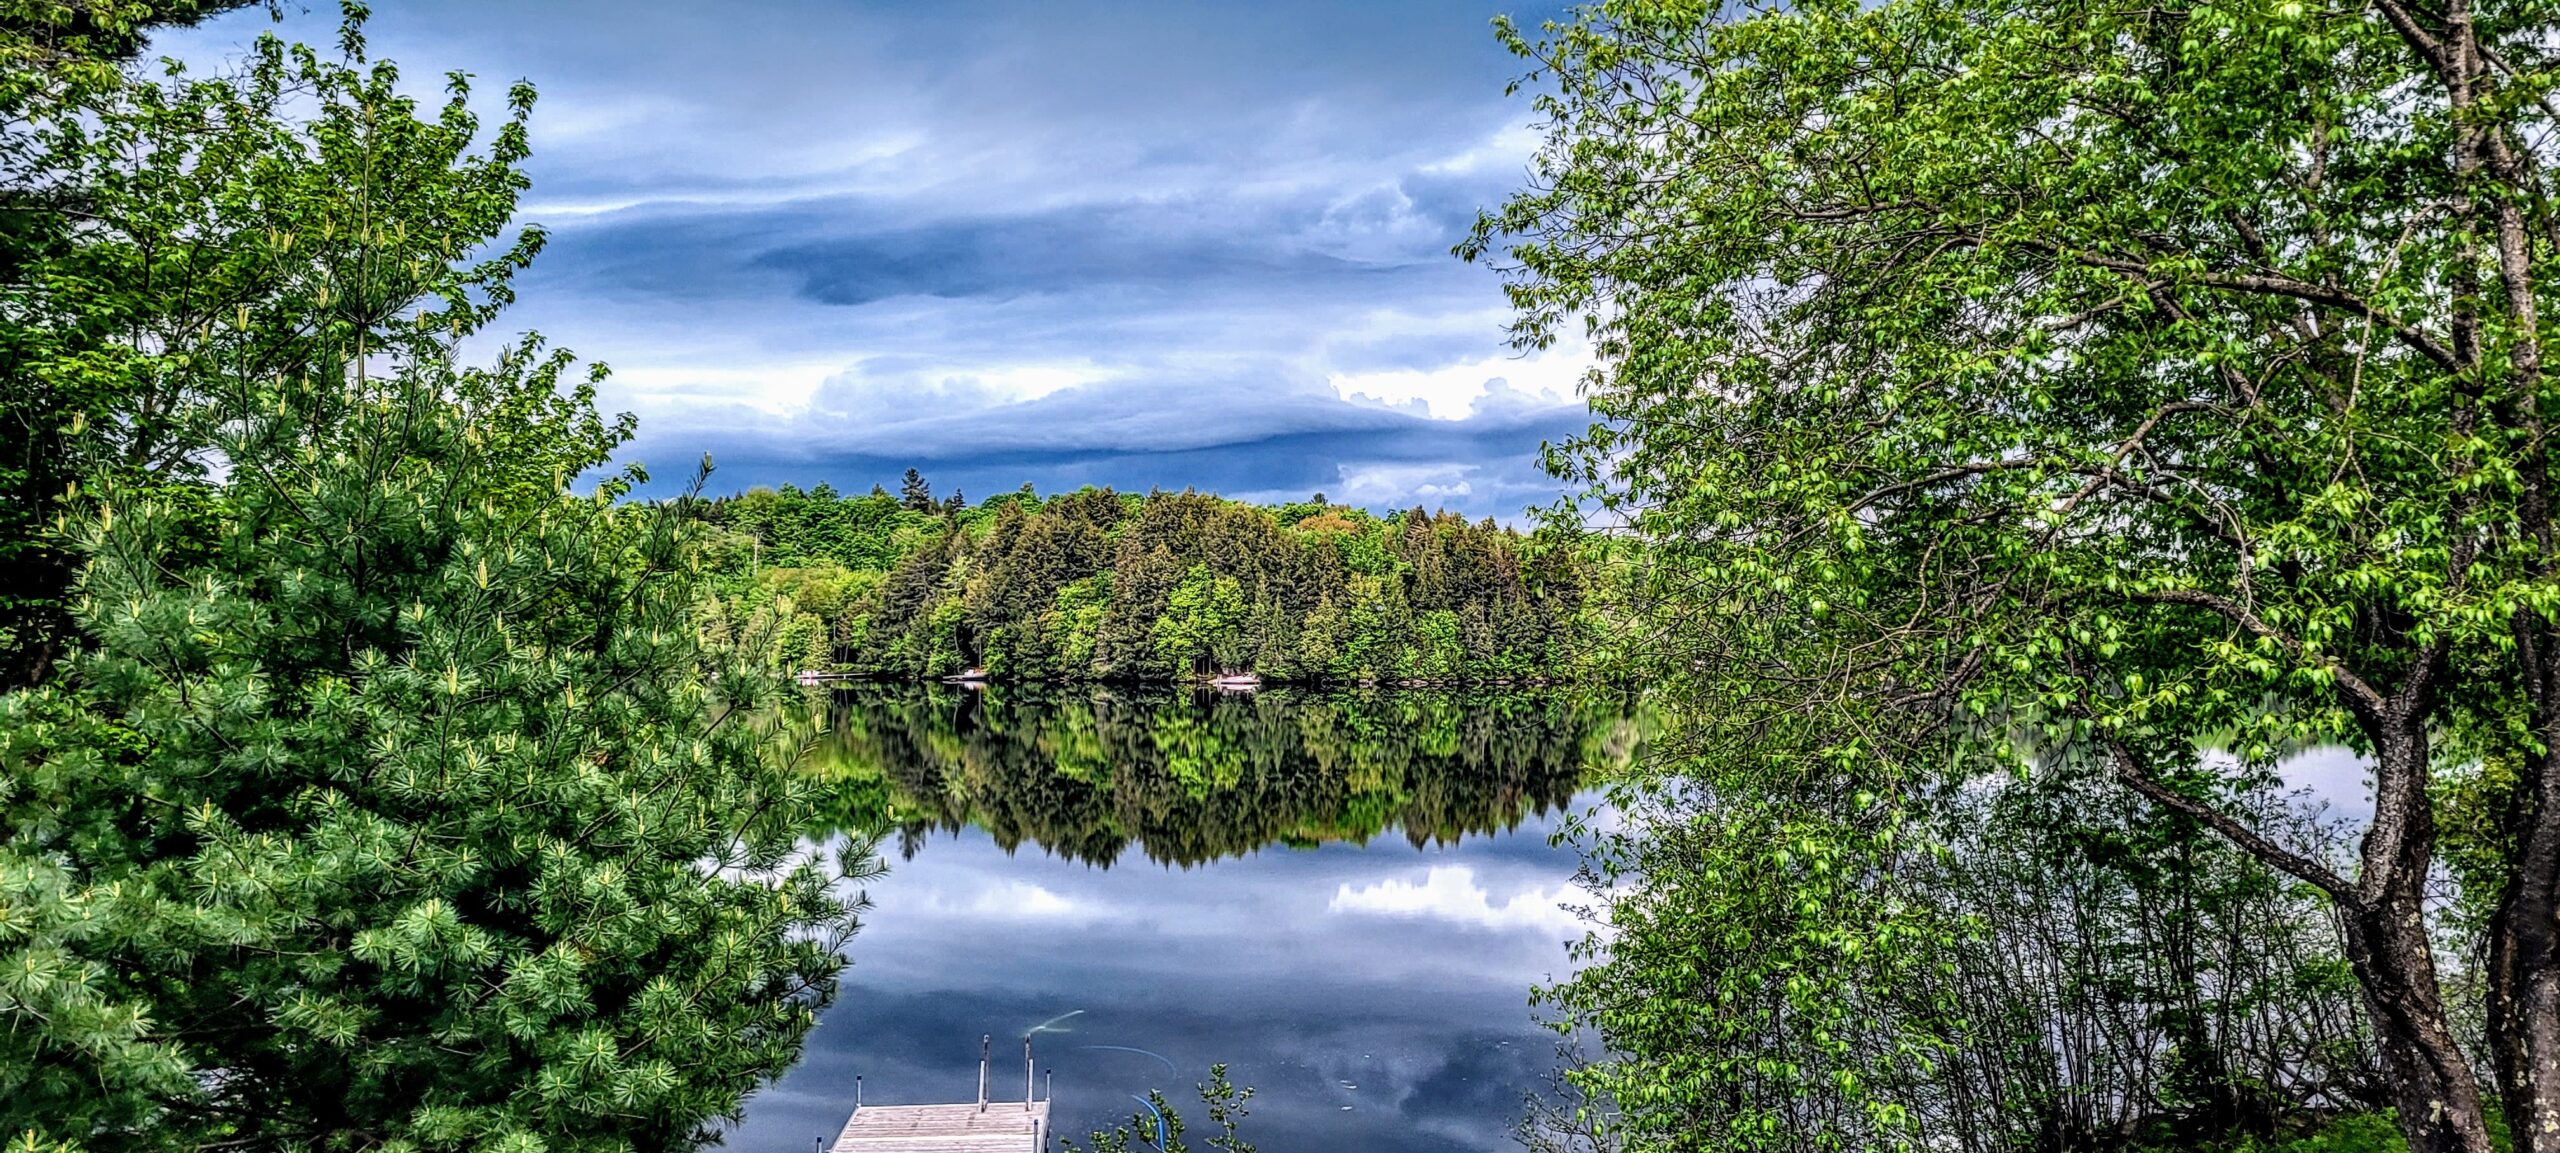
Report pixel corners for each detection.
[2135,1112,2412,1153]
[695,486,1589,684]
[1057,1065,1257,1153]
[1533,753,2378,1153]
[1468,0,2560,1148]
[0,1,256,84]
[1152,565,1248,674]
[0,0,552,688]
[0,9,878,1150]
[3,359,879,1151]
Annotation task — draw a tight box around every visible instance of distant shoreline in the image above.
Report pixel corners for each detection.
[793,670,1595,690]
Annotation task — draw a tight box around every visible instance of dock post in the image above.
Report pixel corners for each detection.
[978,1035,990,1112]
[1024,1038,1034,1109]
[855,1075,862,1109]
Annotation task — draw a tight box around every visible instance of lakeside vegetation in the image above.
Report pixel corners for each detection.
[14,0,2560,1151]
[1471,0,2560,1151]
[800,684,1634,867]
[0,10,878,1151]
[694,479,1590,685]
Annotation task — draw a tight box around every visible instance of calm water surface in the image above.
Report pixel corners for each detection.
[725,685,1634,1153]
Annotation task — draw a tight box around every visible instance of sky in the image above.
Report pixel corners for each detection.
[158,0,1591,519]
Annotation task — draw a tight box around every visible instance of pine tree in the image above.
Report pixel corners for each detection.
[898,468,933,511]
[0,14,878,1149]
[3,357,881,1151]
[0,3,532,690]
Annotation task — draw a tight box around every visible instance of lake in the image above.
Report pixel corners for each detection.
[723,684,1637,1153]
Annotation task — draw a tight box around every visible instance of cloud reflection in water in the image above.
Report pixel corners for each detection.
[725,686,1627,1153]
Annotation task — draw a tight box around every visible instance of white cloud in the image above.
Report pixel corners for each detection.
[529,92,701,147]
[1326,330,1589,419]
[1418,121,1544,177]
[897,877,1101,924]
[973,880,1080,918]
[1328,865,1580,937]
[607,358,849,414]
[810,358,1105,418]
[1331,463,1476,506]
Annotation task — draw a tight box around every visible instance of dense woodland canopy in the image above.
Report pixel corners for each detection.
[692,478,1590,685]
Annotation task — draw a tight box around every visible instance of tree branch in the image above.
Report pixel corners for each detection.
[2128,586,2392,725]
[2105,737,2360,907]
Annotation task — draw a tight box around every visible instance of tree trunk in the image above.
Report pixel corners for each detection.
[2343,896,2496,1153]
[2490,741,2560,1153]
[2353,730,2497,1153]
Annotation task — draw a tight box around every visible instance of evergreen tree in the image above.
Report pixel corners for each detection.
[898,468,932,511]
[2,362,878,1153]
[0,14,877,1149]
[0,1,531,689]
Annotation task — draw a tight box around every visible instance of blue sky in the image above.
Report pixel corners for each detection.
[161,1,1589,518]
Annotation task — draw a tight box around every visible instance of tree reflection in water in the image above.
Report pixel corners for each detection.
[800,684,1637,867]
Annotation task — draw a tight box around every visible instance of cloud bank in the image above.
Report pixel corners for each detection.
[159,0,1588,517]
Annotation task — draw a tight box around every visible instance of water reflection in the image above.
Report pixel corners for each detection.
[729,685,1635,1153]
[807,685,1625,866]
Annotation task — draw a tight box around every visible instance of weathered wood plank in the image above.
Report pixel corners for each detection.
[831,1102,1051,1153]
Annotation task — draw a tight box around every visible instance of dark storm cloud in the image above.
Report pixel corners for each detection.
[156,0,1586,518]
[636,367,1591,516]
[750,211,1408,308]
[540,191,1464,310]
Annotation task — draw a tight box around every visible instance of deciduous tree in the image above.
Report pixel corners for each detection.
[1470,0,2560,1148]
[0,0,539,689]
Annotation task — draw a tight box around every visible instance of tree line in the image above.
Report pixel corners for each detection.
[692,478,1590,685]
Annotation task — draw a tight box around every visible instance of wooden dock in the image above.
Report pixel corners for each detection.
[830,1102,1050,1153]
[832,1036,1050,1153]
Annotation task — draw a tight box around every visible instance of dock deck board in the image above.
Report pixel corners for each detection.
[831,1102,1050,1153]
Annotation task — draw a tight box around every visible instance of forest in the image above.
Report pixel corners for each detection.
[691,476,1588,685]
